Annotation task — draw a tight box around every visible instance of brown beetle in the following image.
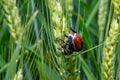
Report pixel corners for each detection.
[62,28,83,55]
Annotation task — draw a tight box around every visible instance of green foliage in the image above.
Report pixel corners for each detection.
[0,0,120,80]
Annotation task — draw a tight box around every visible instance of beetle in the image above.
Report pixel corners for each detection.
[62,27,83,55]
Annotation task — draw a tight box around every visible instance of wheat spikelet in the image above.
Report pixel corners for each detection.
[13,68,23,80]
[2,0,23,44]
[101,19,119,80]
[113,0,120,20]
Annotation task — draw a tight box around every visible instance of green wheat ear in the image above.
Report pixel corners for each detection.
[113,0,120,20]
[98,0,109,66]
[2,0,23,44]
[49,0,80,80]
[48,0,68,77]
[98,0,108,43]
[101,18,119,80]
[101,0,120,79]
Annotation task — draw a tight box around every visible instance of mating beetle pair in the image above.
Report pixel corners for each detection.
[61,28,83,55]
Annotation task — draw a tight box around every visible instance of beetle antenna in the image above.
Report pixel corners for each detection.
[70,27,76,33]
[64,34,68,38]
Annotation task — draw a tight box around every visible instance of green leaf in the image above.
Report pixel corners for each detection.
[80,56,96,80]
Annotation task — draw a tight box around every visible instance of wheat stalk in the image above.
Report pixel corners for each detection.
[117,62,120,80]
